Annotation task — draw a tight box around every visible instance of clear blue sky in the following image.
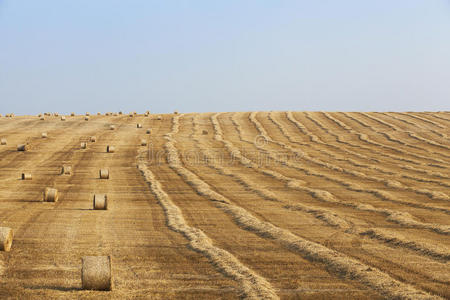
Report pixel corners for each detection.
[1,0,449,115]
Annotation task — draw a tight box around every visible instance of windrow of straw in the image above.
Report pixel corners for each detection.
[166,114,441,300]
[136,149,278,300]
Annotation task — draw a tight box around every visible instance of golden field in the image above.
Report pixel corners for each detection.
[0,111,449,299]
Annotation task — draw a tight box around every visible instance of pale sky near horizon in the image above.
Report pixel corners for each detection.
[1,0,449,115]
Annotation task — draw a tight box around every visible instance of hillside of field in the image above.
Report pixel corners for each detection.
[0,111,449,299]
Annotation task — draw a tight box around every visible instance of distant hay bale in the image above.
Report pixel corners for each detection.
[61,165,72,175]
[133,111,137,115]
[141,139,147,146]
[105,112,110,116]
[202,130,208,135]
[174,110,178,114]
[71,112,75,116]
[81,256,112,291]
[144,111,150,116]
[41,132,48,138]
[136,123,142,128]
[17,144,29,151]
[129,113,133,117]
[146,129,151,134]
[99,169,109,179]
[86,112,90,116]
[85,116,89,121]
[156,116,162,120]
[54,112,59,116]
[81,142,87,149]
[97,112,101,116]
[109,125,116,130]
[40,116,45,120]
[21,173,32,180]
[0,227,13,252]
[106,146,115,153]
[61,116,66,121]
[90,136,97,142]
[113,113,118,116]
[118,111,122,115]
[1,138,6,145]
[43,187,59,202]
[93,194,108,210]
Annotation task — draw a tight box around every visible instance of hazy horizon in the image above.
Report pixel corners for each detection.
[1,1,450,115]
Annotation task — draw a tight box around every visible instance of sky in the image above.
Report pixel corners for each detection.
[1,0,449,115]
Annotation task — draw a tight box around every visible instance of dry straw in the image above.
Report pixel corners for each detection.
[17,144,29,151]
[21,173,32,180]
[43,187,59,202]
[81,142,87,149]
[1,138,6,145]
[0,227,13,252]
[61,165,72,175]
[106,146,115,153]
[90,136,97,142]
[41,132,47,138]
[93,194,108,210]
[99,169,110,179]
[81,256,112,291]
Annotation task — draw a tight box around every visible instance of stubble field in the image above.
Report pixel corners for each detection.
[0,111,449,299]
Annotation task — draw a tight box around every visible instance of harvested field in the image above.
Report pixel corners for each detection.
[0,112,449,299]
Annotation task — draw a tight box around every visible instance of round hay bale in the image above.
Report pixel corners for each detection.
[1,138,7,145]
[61,116,66,121]
[99,169,109,179]
[106,146,115,153]
[40,116,45,120]
[129,113,133,117]
[0,227,13,252]
[90,136,97,142]
[109,125,116,130]
[85,116,89,121]
[140,139,147,146]
[71,112,75,116]
[118,111,122,115]
[17,144,29,151]
[41,132,48,138]
[44,187,59,202]
[61,165,72,175]
[174,110,179,114]
[97,112,101,116]
[93,194,108,210]
[113,113,118,116]
[136,123,142,128]
[81,142,87,149]
[156,116,162,120]
[81,256,112,291]
[54,112,59,117]
[146,129,151,134]
[202,130,208,135]
[86,112,90,116]
[21,173,32,180]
